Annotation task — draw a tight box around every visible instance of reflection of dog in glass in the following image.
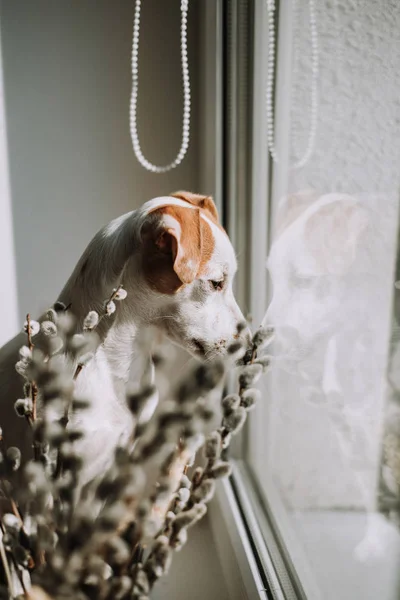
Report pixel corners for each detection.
[266,191,380,398]
[264,190,397,512]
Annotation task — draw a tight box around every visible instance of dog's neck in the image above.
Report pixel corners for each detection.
[57,209,156,389]
[57,211,140,319]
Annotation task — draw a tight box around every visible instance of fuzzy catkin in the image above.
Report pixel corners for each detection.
[180,474,191,489]
[15,359,30,378]
[221,393,241,415]
[191,479,216,504]
[238,364,263,388]
[106,300,116,315]
[70,334,86,351]
[24,319,40,337]
[41,321,58,337]
[204,431,222,460]
[240,387,261,410]
[209,462,232,479]
[19,346,32,360]
[132,570,150,595]
[222,406,247,434]
[178,488,190,504]
[14,397,32,417]
[172,510,198,531]
[6,447,21,471]
[151,537,173,574]
[114,288,128,300]
[170,527,188,550]
[252,326,274,350]
[83,310,99,330]
[173,504,207,533]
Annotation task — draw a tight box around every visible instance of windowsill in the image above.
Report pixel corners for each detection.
[208,471,267,600]
[208,461,299,600]
[291,510,400,600]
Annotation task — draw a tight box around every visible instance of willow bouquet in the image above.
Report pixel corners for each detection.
[0,287,273,600]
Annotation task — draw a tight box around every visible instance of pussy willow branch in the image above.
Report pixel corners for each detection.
[0,444,27,594]
[56,285,127,478]
[1,522,28,596]
[132,329,273,597]
[4,284,272,600]
[25,313,38,423]
[0,527,14,598]
[69,284,125,409]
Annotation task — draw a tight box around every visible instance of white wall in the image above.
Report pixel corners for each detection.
[0,24,18,346]
[0,0,200,330]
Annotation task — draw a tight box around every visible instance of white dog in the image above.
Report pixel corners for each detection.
[0,191,249,481]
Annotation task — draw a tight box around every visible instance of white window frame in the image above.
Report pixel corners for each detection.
[200,1,306,599]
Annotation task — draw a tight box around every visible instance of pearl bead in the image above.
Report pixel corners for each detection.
[129,0,191,173]
[265,0,318,169]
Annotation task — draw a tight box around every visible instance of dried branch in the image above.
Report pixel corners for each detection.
[3,289,273,600]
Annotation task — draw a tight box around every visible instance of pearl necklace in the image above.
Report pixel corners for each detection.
[129,0,191,173]
[266,0,319,169]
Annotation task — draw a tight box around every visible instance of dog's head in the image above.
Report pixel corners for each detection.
[133,191,249,359]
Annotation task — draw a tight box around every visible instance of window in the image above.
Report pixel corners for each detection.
[214,1,400,599]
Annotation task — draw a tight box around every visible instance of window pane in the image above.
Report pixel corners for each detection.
[249,1,400,599]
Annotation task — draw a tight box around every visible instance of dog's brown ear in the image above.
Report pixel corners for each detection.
[159,206,202,284]
[142,205,214,293]
[171,190,219,222]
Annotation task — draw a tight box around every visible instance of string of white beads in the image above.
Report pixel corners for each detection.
[265,0,319,169]
[129,0,191,173]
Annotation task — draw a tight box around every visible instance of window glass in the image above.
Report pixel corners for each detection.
[248,2,400,599]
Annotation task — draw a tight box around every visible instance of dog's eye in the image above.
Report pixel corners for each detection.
[210,279,224,291]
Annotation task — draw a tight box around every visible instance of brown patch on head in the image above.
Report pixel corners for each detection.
[141,204,215,294]
[171,190,219,223]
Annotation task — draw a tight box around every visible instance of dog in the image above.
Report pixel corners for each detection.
[264,190,397,511]
[0,191,249,482]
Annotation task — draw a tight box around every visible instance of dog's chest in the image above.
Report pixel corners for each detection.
[73,347,134,482]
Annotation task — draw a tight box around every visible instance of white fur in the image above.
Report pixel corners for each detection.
[0,195,249,484]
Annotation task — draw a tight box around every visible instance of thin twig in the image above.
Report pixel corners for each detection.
[26,313,33,352]
[1,521,28,595]
[0,437,24,529]
[73,365,83,382]
[72,284,123,382]
[0,527,15,598]
[26,314,38,423]
[56,285,125,478]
